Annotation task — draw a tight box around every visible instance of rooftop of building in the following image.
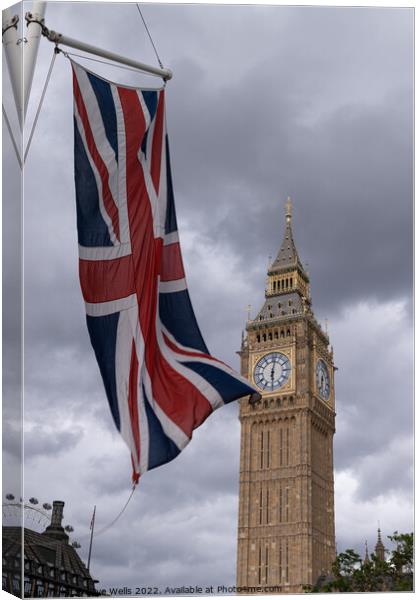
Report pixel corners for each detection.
[2,500,99,597]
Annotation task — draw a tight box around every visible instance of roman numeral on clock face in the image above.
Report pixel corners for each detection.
[254,352,291,391]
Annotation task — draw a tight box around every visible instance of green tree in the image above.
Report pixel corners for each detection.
[304,531,413,593]
[387,531,413,591]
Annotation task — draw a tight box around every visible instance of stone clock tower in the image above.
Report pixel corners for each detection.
[236,199,336,593]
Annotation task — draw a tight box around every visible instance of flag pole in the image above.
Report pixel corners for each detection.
[24,2,47,118]
[39,25,173,81]
[87,505,96,572]
[2,8,23,129]
[2,2,47,130]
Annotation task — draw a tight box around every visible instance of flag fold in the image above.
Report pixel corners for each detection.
[72,61,259,482]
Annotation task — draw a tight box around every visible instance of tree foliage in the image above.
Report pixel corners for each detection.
[304,531,413,593]
[388,532,413,591]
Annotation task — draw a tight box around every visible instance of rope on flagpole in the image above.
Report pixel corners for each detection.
[93,484,137,537]
[23,46,58,163]
[135,4,164,69]
[77,484,137,542]
[2,104,22,168]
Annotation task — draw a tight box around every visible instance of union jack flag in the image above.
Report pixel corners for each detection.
[72,62,259,483]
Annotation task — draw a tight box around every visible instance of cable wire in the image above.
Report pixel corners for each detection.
[2,104,22,168]
[135,4,164,69]
[24,48,57,163]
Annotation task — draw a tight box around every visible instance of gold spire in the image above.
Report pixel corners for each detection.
[285,196,292,224]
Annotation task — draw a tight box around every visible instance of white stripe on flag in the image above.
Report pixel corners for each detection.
[133,319,150,475]
[162,324,254,389]
[155,315,224,411]
[159,278,187,294]
[79,242,131,261]
[157,113,168,234]
[136,91,165,241]
[85,294,137,317]
[132,312,190,450]
[143,90,155,173]
[132,312,189,455]
[111,84,131,245]
[137,89,151,132]
[142,367,191,453]
[160,325,207,356]
[115,307,139,475]
[163,231,179,246]
[139,154,165,240]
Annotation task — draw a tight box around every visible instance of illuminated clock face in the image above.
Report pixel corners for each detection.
[253,352,291,392]
[316,359,330,401]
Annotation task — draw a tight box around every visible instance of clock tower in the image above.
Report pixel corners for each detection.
[236,199,336,593]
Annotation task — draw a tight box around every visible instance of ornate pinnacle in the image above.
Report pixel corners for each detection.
[375,524,385,562]
[245,304,252,321]
[285,196,292,224]
[364,540,369,564]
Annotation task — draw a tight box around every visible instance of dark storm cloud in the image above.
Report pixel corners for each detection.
[87,464,241,588]
[165,31,412,318]
[83,403,240,503]
[3,51,24,499]
[353,436,413,501]
[24,424,84,461]
[17,2,414,351]
[3,421,21,461]
[327,299,413,507]
[2,1,413,592]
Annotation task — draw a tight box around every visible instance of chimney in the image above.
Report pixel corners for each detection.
[43,500,69,543]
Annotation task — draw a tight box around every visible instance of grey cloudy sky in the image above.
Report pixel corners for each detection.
[2,0,414,594]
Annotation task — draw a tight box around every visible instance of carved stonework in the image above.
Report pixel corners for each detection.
[236,201,336,593]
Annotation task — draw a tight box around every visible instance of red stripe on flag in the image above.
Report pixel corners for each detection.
[150,335,213,434]
[150,91,165,195]
[131,456,140,484]
[119,87,213,438]
[128,339,141,464]
[162,332,228,366]
[160,242,185,282]
[73,70,120,242]
[79,256,135,303]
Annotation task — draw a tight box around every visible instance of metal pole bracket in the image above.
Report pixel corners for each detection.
[25,11,46,28]
[2,15,19,37]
